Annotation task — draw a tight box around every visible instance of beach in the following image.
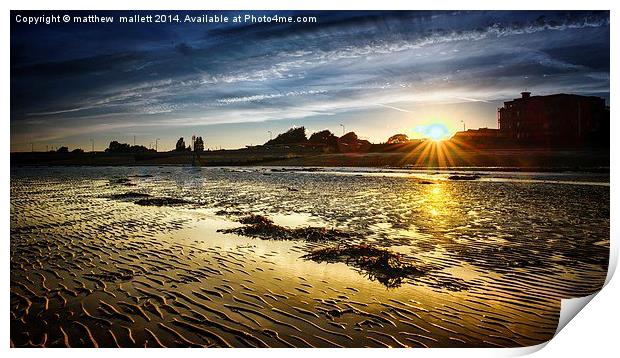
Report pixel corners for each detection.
[10,166,609,347]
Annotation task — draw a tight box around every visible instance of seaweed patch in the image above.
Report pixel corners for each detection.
[302,244,426,288]
[218,214,351,242]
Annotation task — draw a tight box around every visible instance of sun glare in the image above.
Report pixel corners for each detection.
[414,123,451,141]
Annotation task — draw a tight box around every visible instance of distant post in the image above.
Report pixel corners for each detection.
[340,124,345,135]
[191,135,196,166]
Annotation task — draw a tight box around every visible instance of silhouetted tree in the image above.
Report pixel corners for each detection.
[57,146,69,153]
[308,129,339,151]
[71,148,84,154]
[309,130,338,144]
[266,127,307,145]
[339,132,358,143]
[106,141,128,152]
[194,136,204,153]
[387,134,410,144]
[105,141,154,153]
[337,132,371,153]
[175,137,187,151]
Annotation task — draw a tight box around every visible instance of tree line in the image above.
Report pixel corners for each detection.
[46,131,412,155]
[263,127,415,152]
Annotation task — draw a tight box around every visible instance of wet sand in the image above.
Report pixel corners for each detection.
[10,166,609,347]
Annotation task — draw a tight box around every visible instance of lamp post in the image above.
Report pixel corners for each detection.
[340,124,345,135]
[155,138,160,152]
[460,120,466,131]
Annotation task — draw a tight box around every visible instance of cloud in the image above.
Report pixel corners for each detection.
[216,90,327,104]
[376,103,412,113]
[175,43,194,56]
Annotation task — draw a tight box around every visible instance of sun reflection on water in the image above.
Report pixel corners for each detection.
[423,183,449,217]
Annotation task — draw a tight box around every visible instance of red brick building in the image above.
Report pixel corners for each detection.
[497,92,609,146]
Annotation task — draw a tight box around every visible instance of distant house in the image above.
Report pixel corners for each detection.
[450,128,507,148]
[452,128,501,140]
[497,92,609,146]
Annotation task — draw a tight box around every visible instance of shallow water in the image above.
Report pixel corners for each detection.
[10,166,609,347]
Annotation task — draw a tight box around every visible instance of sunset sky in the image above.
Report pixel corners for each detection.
[11,10,610,151]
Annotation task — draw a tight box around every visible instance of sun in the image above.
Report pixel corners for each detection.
[414,123,451,141]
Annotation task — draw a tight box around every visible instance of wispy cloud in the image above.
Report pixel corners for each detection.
[376,103,412,113]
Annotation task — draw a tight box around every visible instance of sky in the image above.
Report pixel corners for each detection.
[10,10,610,152]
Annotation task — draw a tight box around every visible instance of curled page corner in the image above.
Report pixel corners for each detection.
[516,242,617,355]
[555,293,598,335]
[604,231,618,286]
[506,341,549,356]
[506,291,603,356]
[551,239,617,340]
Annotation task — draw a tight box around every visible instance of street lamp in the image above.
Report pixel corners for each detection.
[460,120,466,131]
[155,138,160,152]
[339,124,345,135]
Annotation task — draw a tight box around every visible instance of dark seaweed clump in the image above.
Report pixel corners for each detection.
[110,192,152,200]
[302,244,425,288]
[218,214,351,242]
[134,197,191,206]
[109,190,191,206]
[447,175,480,180]
[417,180,434,184]
[109,177,136,186]
[214,209,247,217]
[110,177,131,184]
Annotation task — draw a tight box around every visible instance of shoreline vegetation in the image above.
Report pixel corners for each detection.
[13,126,609,171]
[10,146,610,172]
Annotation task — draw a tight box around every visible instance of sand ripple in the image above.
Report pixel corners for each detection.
[10,166,609,347]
